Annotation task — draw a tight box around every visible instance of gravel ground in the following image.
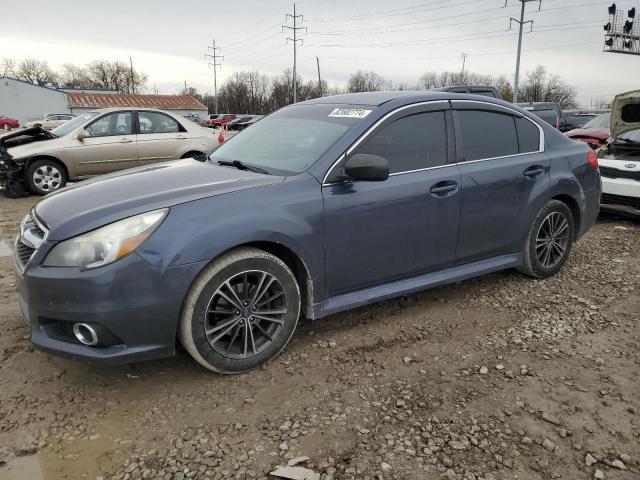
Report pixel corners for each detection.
[0,195,638,480]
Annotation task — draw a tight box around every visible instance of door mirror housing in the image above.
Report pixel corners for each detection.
[75,129,90,141]
[344,153,389,182]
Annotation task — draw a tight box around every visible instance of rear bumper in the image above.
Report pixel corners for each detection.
[577,186,602,239]
[17,250,207,365]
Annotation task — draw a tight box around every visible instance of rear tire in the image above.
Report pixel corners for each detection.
[26,159,67,195]
[518,200,575,279]
[179,248,301,374]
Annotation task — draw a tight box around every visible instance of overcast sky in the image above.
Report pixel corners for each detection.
[1,0,638,107]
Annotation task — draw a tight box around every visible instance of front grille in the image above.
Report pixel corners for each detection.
[602,193,640,209]
[15,238,36,266]
[600,166,640,181]
[14,211,48,270]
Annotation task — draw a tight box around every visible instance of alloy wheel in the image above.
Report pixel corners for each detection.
[205,270,288,359]
[535,211,569,269]
[33,165,62,192]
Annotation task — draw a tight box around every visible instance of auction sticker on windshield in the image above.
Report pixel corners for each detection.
[328,108,372,119]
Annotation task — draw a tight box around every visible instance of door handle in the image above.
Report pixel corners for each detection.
[429,181,459,197]
[524,165,545,178]
[119,138,133,143]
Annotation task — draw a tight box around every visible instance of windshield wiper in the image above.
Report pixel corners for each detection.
[216,160,270,175]
[616,137,640,144]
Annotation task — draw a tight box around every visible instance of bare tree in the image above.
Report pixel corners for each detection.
[86,60,147,93]
[59,64,93,89]
[16,59,57,85]
[1,58,16,77]
[347,70,391,93]
[517,66,577,108]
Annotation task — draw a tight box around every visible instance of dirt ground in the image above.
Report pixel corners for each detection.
[0,194,638,480]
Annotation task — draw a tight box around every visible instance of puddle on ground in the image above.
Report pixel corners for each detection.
[0,455,44,480]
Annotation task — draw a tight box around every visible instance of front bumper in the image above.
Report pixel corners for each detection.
[17,247,207,365]
[600,173,640,216]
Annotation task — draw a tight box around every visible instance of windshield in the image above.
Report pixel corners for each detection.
[211,104,371,175]
[582,113,611,129]
[51,111,100,137]
[617,128,640,142]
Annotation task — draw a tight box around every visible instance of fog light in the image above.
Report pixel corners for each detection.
[73,323,98,346]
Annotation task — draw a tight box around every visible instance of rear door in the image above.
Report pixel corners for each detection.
[135,110,189,165]
[452,101,550,262]
[72,110,138,176]
[322,102,461,296]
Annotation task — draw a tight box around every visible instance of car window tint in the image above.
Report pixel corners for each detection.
[457,110,519,161]
[515,117,540,153]
[86,112,132,137]
[138,111,181,134]
[357,112,447,174]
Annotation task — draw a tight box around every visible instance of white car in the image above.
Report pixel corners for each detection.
[25,113,76,130]
[598,90,640,216]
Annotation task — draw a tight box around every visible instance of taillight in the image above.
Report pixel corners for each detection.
[587,150,599,170]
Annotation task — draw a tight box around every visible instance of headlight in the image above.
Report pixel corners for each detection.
[43,209,168,269]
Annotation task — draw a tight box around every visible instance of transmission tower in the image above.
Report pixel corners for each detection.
[282,3,307,103]
[205,39,223,114]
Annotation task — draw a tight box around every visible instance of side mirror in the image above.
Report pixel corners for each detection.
[344,153,389,182]
[76,129,90,140]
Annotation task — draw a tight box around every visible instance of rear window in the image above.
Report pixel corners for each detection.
[530,109,559,127]
[457,110,519,161]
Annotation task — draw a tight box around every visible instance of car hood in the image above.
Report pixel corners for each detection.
[2,127,61,159]
[566,127,610,140]
[610,90,640,139]
[35,159,284,241]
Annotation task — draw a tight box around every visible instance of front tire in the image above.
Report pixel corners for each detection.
[518,200,575,279]
[179,248,301,374]
[26,159,67,195]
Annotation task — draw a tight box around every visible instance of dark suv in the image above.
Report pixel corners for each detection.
[14,91,601,374]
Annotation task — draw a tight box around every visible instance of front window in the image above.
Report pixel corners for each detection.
[51,112,100,137]
[211,104,371,175]
[582,113,611,129]
[86,112,133,137]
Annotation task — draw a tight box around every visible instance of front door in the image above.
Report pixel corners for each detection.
[322,105,461,296]
[72,111,138,176]
[451,102,550,262]
[136,110,187,165]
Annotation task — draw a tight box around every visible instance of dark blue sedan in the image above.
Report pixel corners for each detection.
[13,91,601,373]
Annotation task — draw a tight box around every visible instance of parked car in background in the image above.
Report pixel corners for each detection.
[434,85,503,99]
[561,111,598,132]
[25,114,75,130]
[0,108,217,196]
[516,102,563,130]
[12,91,600,373]
[0,115,19,130]
[183,113,204,125]
[234,115,264,131]
[205,114,221,128]
[565,113,611,149]
[597,91,640,216]
[211,114,237,128]
[225,115,255,131]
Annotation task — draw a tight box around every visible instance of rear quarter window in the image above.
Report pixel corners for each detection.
[457,110,519,161]
[515,117,541,153]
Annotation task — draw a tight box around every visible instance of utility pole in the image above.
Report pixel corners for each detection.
[316,56,322,96]
[283,3,306,103]
[461,53,468,74]
[129,56,135,94]
[508,0,541,103]
[205,39,223,114]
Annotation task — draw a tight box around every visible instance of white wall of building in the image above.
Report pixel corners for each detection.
[0,77,70,125]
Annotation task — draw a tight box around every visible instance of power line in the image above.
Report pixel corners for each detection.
[307,0,458,22]
[282,3,306,103]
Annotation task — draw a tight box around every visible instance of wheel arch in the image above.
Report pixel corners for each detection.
[227,241,314,320]
[180,150,205,159]
[551,193,582,240]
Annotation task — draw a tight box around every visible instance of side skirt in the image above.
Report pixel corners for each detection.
[313,253,522,319]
